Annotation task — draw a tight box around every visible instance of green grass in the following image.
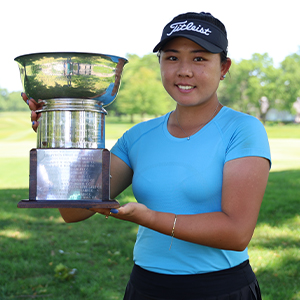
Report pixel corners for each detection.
[2,112,299,140]
[0,112,136,142]
[265,123,300,139]
[0,112,300,299]
[252,170,300,299]
[269,139,300,171]
[0,112,37,142]
[0,188,136,300]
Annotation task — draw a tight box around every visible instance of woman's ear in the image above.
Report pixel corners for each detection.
[220,58,231,80]
[157,51,161,63]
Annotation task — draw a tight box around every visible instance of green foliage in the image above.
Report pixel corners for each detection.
[219,50,300,117]
[113,54,175,121]
[220,53,274,114]
[54,263,77,281]
[279,52,300,107]
[3,49,300,120]
[0,89,27,112]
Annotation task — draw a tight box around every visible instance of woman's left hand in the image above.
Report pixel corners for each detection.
[90,202,152,224]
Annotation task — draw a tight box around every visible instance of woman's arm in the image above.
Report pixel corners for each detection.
[170,156,270,250]
[96,156,270,251]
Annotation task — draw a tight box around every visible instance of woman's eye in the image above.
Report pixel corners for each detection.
[168,56,178,61]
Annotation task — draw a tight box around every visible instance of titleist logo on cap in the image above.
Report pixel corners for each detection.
[167,21,212,37]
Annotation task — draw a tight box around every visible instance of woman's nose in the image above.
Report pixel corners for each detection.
[177,61,193,77]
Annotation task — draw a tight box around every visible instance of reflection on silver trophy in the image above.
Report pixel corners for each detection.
[15,52,128,208]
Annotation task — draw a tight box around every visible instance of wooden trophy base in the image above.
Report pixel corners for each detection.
[17,199,120,209]
[18,148,119,209]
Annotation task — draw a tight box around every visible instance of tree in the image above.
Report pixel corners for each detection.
[113,54,174,122]
[278,51,300,110]
[0,88,28,111]
[219,53,282,116]
[1,50,300,121]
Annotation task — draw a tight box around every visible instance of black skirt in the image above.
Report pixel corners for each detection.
[123,260,261,300]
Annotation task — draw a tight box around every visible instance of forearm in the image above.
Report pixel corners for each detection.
[143,210,252,251]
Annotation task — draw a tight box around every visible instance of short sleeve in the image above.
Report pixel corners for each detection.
[111,133,132,169]
[224,116,271,166]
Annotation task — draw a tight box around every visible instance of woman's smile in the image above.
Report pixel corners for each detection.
[176,84,196,92]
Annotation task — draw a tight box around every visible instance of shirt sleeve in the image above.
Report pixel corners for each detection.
[224,115,271,166]
[110,132,132,169]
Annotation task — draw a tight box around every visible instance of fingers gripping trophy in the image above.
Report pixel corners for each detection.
[15,52,128,209]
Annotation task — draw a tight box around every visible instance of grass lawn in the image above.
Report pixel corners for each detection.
[0,112,300,299]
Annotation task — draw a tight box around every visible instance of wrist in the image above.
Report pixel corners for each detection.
[140,207,156,228]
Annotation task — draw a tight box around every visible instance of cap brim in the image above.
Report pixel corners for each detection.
[153,34,223,53]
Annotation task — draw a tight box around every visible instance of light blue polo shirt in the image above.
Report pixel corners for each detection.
[111,106,271,275]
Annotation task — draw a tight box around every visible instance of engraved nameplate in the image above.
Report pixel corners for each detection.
[35,149,105,200]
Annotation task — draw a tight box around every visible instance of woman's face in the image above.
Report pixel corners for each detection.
[159,37,230,108]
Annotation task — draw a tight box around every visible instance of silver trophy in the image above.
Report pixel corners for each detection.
[15,52,128,208]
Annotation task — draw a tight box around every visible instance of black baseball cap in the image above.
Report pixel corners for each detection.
[153,12,228,54]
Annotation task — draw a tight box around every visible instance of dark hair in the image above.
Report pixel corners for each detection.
[158,12,228,64]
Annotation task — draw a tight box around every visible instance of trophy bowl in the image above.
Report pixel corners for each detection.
[15,52,128,209]
[15,52,128,106]
[15,52,128,149]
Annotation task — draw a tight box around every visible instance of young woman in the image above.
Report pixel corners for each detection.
[23,12,271,300]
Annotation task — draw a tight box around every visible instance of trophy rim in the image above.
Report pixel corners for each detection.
[14,51,128,63]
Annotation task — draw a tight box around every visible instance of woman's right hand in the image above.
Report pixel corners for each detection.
[21,93,43,132]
